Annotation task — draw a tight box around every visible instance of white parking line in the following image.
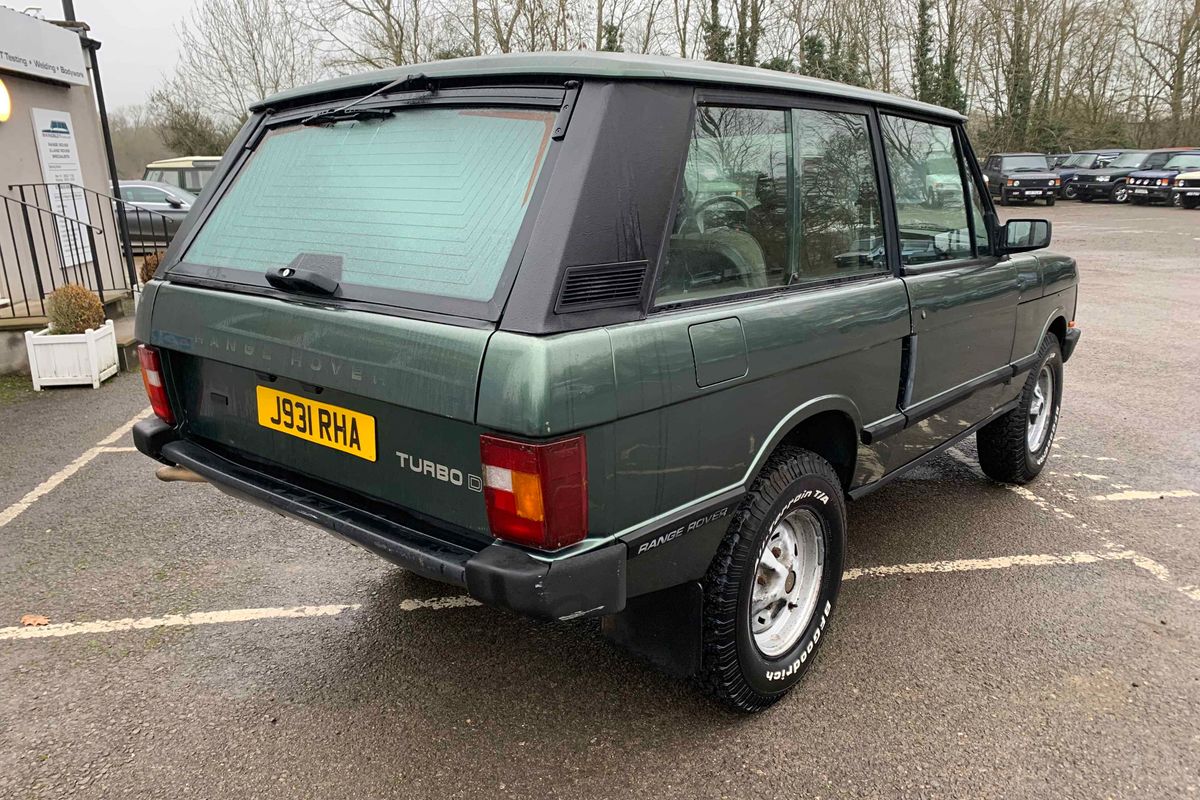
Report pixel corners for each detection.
[1091,489,1198,502]
[945,447,1199,605]
[0,550,1162,643]
[0,596,485,641]
[0,409,152,530]
[843,550,1140,581]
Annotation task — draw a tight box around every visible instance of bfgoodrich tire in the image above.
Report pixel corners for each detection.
[699,447,846,712]
[977,333,1063,484]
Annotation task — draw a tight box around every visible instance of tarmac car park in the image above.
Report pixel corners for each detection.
[132,52,1079,712]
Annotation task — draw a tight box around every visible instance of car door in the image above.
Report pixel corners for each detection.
[878,115,1021,467]
[130,187,182,248]
[982,155,1001,195]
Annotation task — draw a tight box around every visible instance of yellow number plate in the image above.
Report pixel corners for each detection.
[256,386,376,462]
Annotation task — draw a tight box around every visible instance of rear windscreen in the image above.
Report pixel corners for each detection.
[182,107,555,305]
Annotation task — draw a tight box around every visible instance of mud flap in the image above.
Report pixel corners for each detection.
[600,581,704,678]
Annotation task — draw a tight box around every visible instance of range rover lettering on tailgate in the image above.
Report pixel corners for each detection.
[134,53,1082,712]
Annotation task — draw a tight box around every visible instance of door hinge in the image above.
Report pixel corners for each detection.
[552,81,581,141]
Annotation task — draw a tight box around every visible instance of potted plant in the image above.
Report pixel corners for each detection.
[24,284,119,390]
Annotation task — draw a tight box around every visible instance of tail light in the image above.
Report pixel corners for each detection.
[480,434,587,550]
[137,344,175,424]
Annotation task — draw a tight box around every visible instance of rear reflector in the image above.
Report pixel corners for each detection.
[137,344,175,425]
[479,434,587,551]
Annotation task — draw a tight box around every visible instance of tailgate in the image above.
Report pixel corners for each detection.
[148,283,494,537]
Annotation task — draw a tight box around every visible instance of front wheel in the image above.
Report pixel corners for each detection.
[977,333,1063,484]
[1111,184,1130,203]
[1046,196,1056,206]
[1063,183,1078,200]
[699,447,846,712]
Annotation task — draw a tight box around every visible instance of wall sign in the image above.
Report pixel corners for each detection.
[31,108,93,268]
[0,7,89,87]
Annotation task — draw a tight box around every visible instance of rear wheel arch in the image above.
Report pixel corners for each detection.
[775,409,858,492]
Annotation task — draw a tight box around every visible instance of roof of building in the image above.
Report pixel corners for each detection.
[253,52,966,121]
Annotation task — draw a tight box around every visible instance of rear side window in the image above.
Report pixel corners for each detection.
[182,107,554,305]
[656,104,885,305]
[880,116,973,265]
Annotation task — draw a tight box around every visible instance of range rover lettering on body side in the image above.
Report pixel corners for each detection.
[635,506,731,555]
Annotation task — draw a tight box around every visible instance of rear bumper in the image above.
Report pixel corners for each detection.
[136,420,626,620]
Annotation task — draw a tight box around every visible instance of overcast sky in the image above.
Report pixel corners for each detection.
[69,0,199,109]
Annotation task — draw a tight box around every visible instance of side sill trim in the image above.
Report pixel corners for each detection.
[902,364,1013,427]
[849,398,1019,501]
[862,413,905,444]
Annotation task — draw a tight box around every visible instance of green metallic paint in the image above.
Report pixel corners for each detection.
[475,328,617,436]
[149,283,491,421]
[688,317,749,387]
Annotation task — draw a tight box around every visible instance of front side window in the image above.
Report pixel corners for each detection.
[182,106,555,306]
[792,109,885,280]
[656,105,885,305]
[880,115,973,266]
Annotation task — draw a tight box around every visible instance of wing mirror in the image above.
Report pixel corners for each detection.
[1000,219,1052,254]
[167,197,184,209]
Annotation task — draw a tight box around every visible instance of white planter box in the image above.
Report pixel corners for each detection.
[24,320,120,390]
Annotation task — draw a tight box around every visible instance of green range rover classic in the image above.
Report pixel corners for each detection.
[134,53,1081,712]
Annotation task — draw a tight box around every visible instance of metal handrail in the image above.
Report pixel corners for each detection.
[0,192,103,231]
[10,181,182,291]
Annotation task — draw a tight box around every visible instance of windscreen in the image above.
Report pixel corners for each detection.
[1001,155,1049,171]
[183,107,555,306]
[1165,154,1200,172]
[1108,152,1148,168]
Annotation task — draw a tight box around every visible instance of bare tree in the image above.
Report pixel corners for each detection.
[173,0,324,121]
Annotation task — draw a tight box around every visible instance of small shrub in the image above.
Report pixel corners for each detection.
[46,284,104,335]
[139,250,165,284]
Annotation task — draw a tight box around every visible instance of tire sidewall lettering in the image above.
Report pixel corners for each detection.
[735,472,845,695]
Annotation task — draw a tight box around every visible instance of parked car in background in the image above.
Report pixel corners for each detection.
[141,156,221,194]
[981,153,1060,205]
[1173,169,1200,208]
[1073,148,1195,203]
[1048,153,1071,168]
[116,180,196,252]
[1053,149,1123,199]
[1126,151,1200,205]
[132,52,1081,712]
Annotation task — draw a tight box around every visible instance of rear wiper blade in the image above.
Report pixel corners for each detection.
[303,107,393,126]
[300,72,435,127]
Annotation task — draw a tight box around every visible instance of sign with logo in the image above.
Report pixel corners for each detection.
[0,7,89,87]
[31,108,93,267]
